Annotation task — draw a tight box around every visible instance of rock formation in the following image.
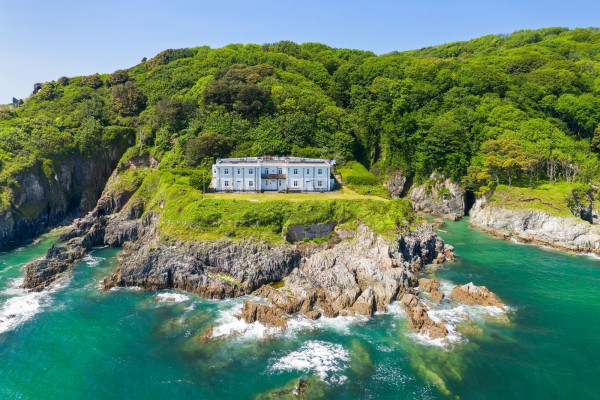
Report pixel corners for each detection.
[400,293,448,339]
[469,198,600,255]
[0,147,126,251]
[418,277,445,302]
[384,170,407,198]
[409,172,465,220]
[451,282,505,309]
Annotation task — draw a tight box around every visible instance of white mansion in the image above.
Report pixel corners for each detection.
[211,157,335,192]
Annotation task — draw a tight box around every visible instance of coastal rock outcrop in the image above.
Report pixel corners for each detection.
[400,293,448,339]
[469,198,600,255]
[418,277,444,302]
[451,282,505,309]
[21,156,156,290]
[409,172,465,220]
[384,170,408,198]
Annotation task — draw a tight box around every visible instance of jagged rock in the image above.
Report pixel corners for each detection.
[284,223,336,242]
[22,244,86,291]
[451,282,505,309]
[429,290,445,303]
[384,170,407,198]
[400,293,448,339]
[235,300,288,329]
[33,83,42,94]
[469,198,600,255]
[305,310,321,320]
[348,288,375,316]
[409,172,465,220]
[418,278,440,292]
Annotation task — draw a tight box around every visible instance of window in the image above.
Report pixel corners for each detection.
[248,181,254,187]
[224,181,229,187]
[249,169,254,175]
[224,168,229,174]
[293,181,298,187]
[264,168,268,174]
[306,168,310,174]
[318,169,322,175]
[293,168,298,174]
[278,168,282,174]
[237,169,241,175]
[317,181,323,187]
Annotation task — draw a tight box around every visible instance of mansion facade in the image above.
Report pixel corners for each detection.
[211,157,335,192]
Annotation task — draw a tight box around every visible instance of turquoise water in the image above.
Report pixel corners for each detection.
[0,220,598,399]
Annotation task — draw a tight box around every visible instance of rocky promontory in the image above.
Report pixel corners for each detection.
[469,198,600,255]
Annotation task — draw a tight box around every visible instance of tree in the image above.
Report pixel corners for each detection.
[82,73,103,89]
[106,70,129,87]
[156,96,187,130]
[110,81,146,116]
[184,132,231,166]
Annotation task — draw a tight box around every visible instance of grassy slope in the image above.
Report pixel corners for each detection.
[127,168,414,243]
[485,182,600,218]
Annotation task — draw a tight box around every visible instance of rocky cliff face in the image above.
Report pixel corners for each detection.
[409,172,465,220]
[0,147,124,251]
[384,170,408,198]
[469,198,600,255]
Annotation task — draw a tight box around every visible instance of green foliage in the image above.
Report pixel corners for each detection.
[81,73,103,89]
[184,132,231,166]
[3,27,600,219]
[110,81,146,116]
[338,161,391,198]
[106,69,129,87]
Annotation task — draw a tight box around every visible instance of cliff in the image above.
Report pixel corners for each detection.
[469,198,600,255]
[0,147,125,251]
[409,172,466,220]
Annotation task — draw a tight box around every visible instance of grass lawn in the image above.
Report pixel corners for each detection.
[204,186,389,202]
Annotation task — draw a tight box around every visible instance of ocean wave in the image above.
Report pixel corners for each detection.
[156,292,191,303]
[209,297,367,340]
[109,286,143,292]
[82,254,105,267]
[270,340,350,384]
[0,276,70,335]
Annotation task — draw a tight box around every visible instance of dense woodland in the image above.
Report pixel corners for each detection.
[2,27,600,210]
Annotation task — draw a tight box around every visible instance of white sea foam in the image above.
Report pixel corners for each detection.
[109,286,143,292]
[388,280,511,348]
[271,340,350,384]
[210,300,282,339]
[82,254,105,267]
[209,297,366,340]
[0,276,70,334]
[156,292,191,303]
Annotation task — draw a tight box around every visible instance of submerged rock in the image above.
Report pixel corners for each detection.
[349,339,374,378]
[253,376,326,400]
[451,282,505,309]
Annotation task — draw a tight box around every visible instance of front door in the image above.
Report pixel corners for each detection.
[236,180,242,190]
